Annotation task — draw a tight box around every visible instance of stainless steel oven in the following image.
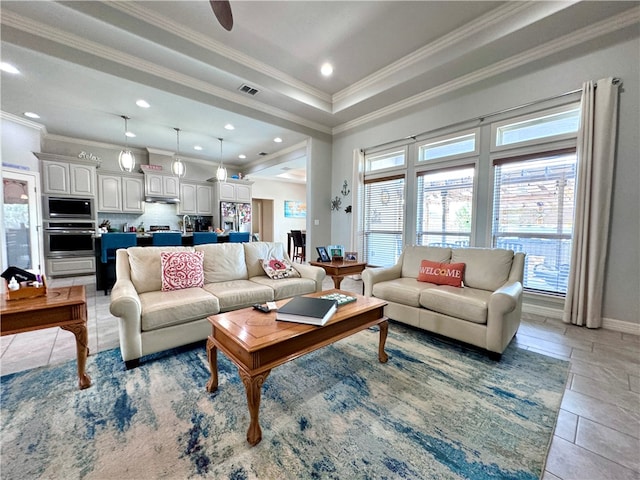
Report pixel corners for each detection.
[44,221,95,258]
[44,196,94,220]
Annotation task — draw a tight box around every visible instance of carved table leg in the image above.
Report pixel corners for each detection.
[206,337,218,393]
[239,369,271,446]
[60,323,92,390]
[332,276,344,289]
[378,320,389,363]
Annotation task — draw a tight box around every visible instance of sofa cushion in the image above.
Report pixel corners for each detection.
[401,246,452,279]
[417,260,465,287]
[250,276,317,300]
[140,288,219,331]
[372,277,438,308]
[128,246,195,294]
[195,243,248,283]
[161,251,204,291]
[419,286,491,324]
[451,248,514,291]
[261,258,300,279]
[244,242,289,278]
[203,280,274,311]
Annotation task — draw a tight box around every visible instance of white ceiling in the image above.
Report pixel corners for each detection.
[1,1,638,182]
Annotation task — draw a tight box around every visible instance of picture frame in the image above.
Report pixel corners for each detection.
[316,246,331,262]
[284,200,306,218]
[345,251,358,262]
[326,244,344,258]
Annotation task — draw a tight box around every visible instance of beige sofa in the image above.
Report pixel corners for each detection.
[109,241,325,367]
[362,246,525,358]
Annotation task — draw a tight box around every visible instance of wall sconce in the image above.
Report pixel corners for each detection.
[341,180,350,196]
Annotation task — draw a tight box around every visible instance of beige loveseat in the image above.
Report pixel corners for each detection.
[109,241,325,368]
[362,246,525,358]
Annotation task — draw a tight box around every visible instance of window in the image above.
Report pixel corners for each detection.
[363,175,405,267]
[416,166,474,248]
[493,103,580,149]
[365,150,405,173]
[418,131,477,162]
[492,150,577,294]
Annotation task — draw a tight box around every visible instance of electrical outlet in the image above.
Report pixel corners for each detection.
[314,219,320,226]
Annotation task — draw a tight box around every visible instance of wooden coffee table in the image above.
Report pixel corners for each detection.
[206,289,388,445]
[309,260,367,289]
[0,286,91,390]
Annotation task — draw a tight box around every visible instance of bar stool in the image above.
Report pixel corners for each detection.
[193,232,218,245]
[228,232,250,243]
[152,232,182,246]
[291,230,306,262]
[100,232,137,294]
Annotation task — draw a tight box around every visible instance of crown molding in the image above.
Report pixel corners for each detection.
[1,10,332,136]
[333,7,640,135]
[44,133,145,153]
[1,111,48,134]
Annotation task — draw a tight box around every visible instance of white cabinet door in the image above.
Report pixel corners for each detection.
[235,183,252,203]
[122,177,144,213]
[145,174,164,196]
[179,183,197,214]
[164,176,180,198]
[97,174,122,212]
[196,185,213,215]
[219,182,236,201]
[70,164,96,196]
[43,161,70,194]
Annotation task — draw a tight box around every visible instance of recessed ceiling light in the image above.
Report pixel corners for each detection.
[0,62,20,74]
[273,137,283,143]
[238,154,246,159]
[320,62,333,77]
[224,123,235,130]
[194,145,203,151]
[24,112,40,119]
[125,131,136,138]
[136,99,150,108]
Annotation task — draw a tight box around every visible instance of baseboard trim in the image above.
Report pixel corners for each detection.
[523,304,640,335]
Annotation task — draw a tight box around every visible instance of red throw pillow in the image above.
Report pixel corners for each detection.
[161,251,204,291]
[417,260,465,287]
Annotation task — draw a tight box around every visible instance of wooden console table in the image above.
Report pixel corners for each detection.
[1,286,91,390]
[309,260,367,289]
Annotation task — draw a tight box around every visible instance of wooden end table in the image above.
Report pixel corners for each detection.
[1,286,91,390]
[309,260,367,289]
[206,289,388,445]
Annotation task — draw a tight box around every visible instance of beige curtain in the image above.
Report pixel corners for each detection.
[563,78,619,328]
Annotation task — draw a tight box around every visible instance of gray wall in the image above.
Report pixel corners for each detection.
[331,37,640,326]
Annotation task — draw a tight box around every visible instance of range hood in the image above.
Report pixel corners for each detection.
[144,195,180,204]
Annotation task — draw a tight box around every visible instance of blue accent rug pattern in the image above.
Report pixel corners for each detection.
[1,323,569,479]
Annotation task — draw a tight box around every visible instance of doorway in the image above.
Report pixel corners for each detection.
[1,169,44,274]
[252,198,274,242]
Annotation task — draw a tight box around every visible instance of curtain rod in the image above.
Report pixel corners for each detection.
[363,77,621,153]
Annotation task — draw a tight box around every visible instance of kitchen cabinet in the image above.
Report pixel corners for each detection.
[214,179,252,203]
[179,183,213,215]
[98,174,144,213]
[46,256,96,277]
[144,173,179,198]
[42,160,96,196]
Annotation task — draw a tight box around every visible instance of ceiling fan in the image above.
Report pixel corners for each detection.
[210,0,233,31]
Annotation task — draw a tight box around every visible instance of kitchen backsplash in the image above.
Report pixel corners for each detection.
[98,203,211,231]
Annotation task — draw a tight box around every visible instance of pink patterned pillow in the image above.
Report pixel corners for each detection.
[160,251,204,291]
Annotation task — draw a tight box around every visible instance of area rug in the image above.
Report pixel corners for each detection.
[1,323,569,480]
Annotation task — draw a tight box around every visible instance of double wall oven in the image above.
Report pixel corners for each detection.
[43,196,96,268]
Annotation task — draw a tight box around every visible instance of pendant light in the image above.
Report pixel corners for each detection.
[172,127,186,177]
[118,115,136,173]
[216,137,227,182]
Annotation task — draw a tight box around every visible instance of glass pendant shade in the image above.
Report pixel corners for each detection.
[172,127,186,178]
[216,137,227,182]
[118,149,135,172]
[118,115,135,173]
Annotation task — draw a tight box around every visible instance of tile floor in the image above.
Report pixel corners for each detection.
[1,275,638,480]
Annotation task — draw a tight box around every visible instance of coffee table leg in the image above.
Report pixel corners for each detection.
[378,320,389,363]
[206,337,218,393]
[239,369,271,446]
[60,323,91,390]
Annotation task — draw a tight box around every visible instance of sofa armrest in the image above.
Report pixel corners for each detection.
[362,264,402,297]
[486,280,523,353]
[292,263,327,292]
